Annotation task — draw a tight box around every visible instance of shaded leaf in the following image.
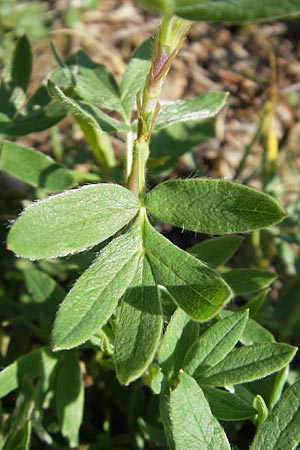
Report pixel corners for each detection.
[241,318,275,345]
[3,421,31,450]
[188,235,244,267]
[202,386,257,421]
[115,258,163,385]
[169,371,231,450]
[149,120,215,175]
[56,351,84,448]
[0,347,59,399]
[144,219,232,321]
[222,269,276,294]
[157,308,199,377]
[11,35,32,91]
[0,141,74,191]
[251,378,300,450]
[24,268,65,322]
[0,102,66,136]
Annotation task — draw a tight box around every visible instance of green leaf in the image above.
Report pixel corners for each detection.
[7,183,139,259]
[144,219,232,321]
[202,386,257,421]
[136,0,174,15]
[251,378,300,450]
[0,347,59,399]
[243,370,289,411]
[145,179,287,234]
[149,120,215,175]
[69,50,124,115]
[183,311,248,378]
[11,35,32,91]
[3,421,31,450]
[75,116,116,170]
[174,1,300,23]
[115,258,163,385]
[160,388,176,450]
[242,289,270,318]
[169,371,231,450]
[48,79,129,133]
[0,141,74,191]
[253,395,269,429]
[241,318,275,345]
[121,38,152,120]
[188,235,244,267]
[56,351,84,448]
[52,222,143,350]
[222,269,276,295]
[24,268,65,322]
[157,308,199,377]
[197,343,297,386]
[154,92,228,131]
[0,102,66,136]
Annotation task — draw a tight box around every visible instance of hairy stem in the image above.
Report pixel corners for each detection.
[127,15,191,198]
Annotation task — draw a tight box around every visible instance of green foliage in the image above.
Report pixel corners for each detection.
[145,179,287,234]
[0,3,299,449]
[137,0,300,22]
[8,184,139,259]
[0,141,74,191]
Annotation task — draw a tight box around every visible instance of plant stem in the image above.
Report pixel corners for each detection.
[127,15,191,198]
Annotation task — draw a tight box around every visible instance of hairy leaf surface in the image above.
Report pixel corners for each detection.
[144,219,232,320]
[251,378,300,450]
[145,179,286,234]
[197,343,297,386]
[52,223,143,350]
[8,183,139,259]
[154,92,228,131]
[184,311,248,377]
[115,258,163,385]
[169,371,231,450]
